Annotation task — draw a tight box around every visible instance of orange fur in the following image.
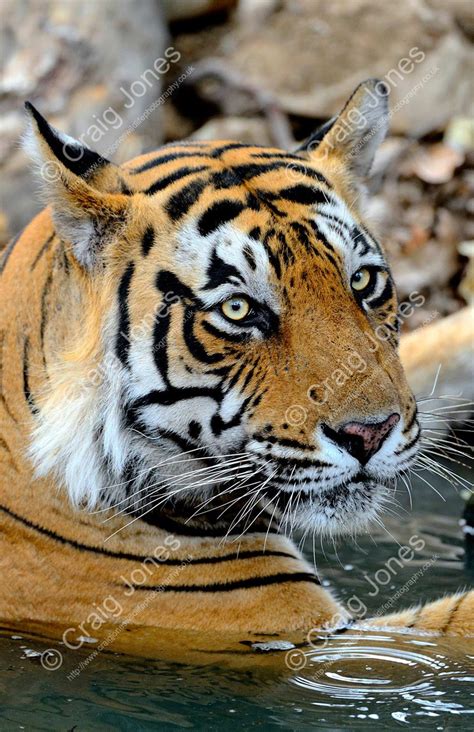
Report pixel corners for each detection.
[1,83,472,660]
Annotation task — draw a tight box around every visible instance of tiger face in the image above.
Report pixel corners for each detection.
[26,80,420,535]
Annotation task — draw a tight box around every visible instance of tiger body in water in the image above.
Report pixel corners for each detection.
[0,80,472,656]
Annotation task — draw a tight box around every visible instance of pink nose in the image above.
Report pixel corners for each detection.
[322,413,400,465]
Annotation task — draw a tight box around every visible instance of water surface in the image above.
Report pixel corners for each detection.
[1,466,473,730]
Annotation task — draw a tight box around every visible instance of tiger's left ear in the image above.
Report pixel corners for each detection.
[24,102,130,268]
[297,79,389,192]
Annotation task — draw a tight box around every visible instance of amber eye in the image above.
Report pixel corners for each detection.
[221,297,250,321]
[351,267,372,292]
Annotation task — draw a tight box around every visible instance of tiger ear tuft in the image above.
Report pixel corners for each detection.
[23,102,129,268]
[24,101,111,180]
[299,79,389,185]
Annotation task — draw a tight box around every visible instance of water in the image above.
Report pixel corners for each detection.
[1,466,473,731]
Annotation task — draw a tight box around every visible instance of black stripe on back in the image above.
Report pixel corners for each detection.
[30,233,55,271]
[0,503,297,564]
[22,337,36,413]
[40,272,53,369]
[0,231,22,275]
[131,571,320,593]
[212,169,242,189]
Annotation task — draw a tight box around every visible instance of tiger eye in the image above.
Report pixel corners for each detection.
[221,297,250,321]
[351,267,371,292]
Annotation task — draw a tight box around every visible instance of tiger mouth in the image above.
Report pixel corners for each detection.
[263,471,384,503]
[258,471,390,534]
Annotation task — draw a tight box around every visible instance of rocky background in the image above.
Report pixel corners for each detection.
[1,0,473,329]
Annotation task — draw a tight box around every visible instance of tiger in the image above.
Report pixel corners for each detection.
[0,79,472,660]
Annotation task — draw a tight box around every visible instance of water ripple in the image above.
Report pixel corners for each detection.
[288,633,474,722]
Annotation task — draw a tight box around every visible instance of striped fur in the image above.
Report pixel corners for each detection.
[0,81,472,656]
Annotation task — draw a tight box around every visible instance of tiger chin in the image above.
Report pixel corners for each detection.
[0,79,472,651]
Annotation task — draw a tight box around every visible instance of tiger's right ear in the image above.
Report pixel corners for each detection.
[24,102,131,268]
[296,79,389,201]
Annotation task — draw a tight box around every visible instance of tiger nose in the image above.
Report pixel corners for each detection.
[322,413,400,465]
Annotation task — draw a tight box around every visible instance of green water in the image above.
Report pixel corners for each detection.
[1,467,473,731]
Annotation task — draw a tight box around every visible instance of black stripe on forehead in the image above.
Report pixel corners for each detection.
[276,231,295,265]
[305,220,345,278]
[243,242,257,270]
[262,229,282,279]
[145,165,208,195]
[212,162,331,189]
[198,200,245,237]
[313,211,381,259]
[268,184,329,206]
[203,248,245,290]
[210,142,259,157]
[289,222,315,254]
[351,225,372,255]
[166,178,208,221]
[130,150,211,174]
[357,222,383,256]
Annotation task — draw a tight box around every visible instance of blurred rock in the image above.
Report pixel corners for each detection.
[427,0,474,40]
[191,115,271,144]
[409,144,464,184]
[236,0,280,30]
[178,0,472,136]
[400,306,474,404]
[391,239,459,300]
[392,33,473,136]
[0,0,168,233]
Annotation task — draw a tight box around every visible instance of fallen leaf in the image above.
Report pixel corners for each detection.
[411,144,465,184]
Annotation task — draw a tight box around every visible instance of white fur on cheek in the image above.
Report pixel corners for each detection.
[29,375,108,509]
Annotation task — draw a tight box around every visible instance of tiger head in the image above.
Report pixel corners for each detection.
[26,79,420,536]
